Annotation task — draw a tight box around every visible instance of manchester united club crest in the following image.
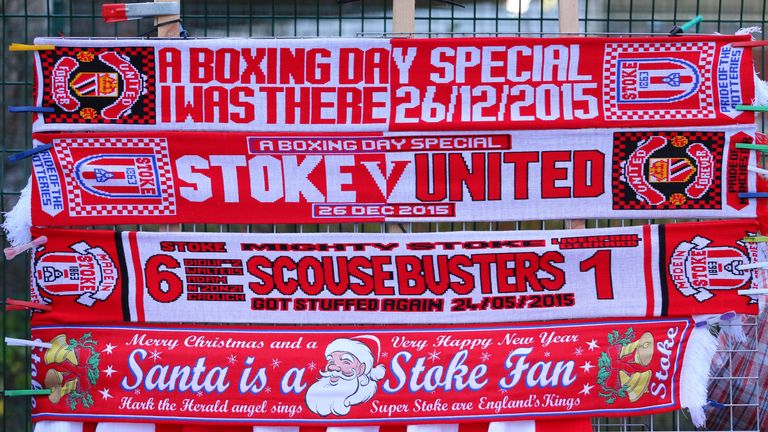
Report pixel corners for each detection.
[41,47,155,124]
[669,235,759,302]
[69,72,120,98]
[612,131,724,210]
[31,241,118,307]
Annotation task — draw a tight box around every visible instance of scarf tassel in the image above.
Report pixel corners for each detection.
[3,177,32,247]
[680,325,719,427]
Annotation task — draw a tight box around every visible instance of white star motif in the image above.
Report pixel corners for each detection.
[427,350,441,362]
[227,354,237,365]
[149,349,162,362]
[574,347,583,357]
[381,352,389,359]
[102,343,116,355]
[307,361,317,371]
[579,383,594,396]
[196,391,203,397]
[271,358,282,369]
[134,389,141,395]
[580,361,594,373]
[265,386,272,393]
[544,351,551,358]
[480,352,491,362]
[586,339,599,351]
[498,388,508,394]
[99,388,112,400]
[102,365,117,377]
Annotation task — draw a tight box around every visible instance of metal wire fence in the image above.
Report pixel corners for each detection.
[1,0,766,431]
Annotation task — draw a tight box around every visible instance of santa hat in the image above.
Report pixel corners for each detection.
[325,336,386,382]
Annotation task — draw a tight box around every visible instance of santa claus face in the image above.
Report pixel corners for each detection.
[306,338,383,417]
[325,351,365,384]
[307,351,366,416]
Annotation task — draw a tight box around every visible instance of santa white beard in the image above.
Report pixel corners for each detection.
[305,371,362,416]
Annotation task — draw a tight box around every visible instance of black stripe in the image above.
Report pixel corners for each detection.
[114,231,131,322]
[657,224,669,316]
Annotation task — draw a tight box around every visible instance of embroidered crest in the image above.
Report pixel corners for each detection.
[669,235,759,302]
[612,131,724,210]
[31,241,118,307]
[74,154,161,198]
[41,47,155,124]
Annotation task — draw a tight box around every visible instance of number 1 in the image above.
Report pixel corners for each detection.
[579,250,615,300]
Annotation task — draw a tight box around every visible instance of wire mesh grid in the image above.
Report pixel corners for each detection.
[0,0,765,431]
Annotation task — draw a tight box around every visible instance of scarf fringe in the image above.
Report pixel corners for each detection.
[741,27,768,107]
[753,74,768,107]
[3,177,32,247]
[254,428,301,432]
[720,319,748,345]
[680,324,719,427]
[488,422,534,432]
[328,428,379,432]
[34,421,84,432]
[736,26,762,35]
[94,423,155,432]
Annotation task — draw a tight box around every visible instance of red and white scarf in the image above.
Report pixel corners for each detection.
[29,318,715,427]
[28,220,764,326]
[33,420,593,432]
[5,126,764,233]
[31,35,756,133]
[17,33,765,432]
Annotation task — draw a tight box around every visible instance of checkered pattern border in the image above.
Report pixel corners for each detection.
[38,46,156,125]
[602,42,717,121]
[55,138,176,217]
[611,131,724,210]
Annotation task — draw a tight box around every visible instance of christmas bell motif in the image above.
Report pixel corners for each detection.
[619,369,653,403]
[617,332,655,402]
[44,369,79,404]
[44,334,79,366]
[619,332,654,366]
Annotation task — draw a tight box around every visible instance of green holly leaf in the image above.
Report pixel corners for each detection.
[615,327,635,345]
[606,397,615,405]
[617,388,626,398]
[597,369,609,384]
[81,333,97,348]
[598,352,610,368]
[88,367,99,385]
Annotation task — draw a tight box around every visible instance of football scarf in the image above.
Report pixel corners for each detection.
[31,419,594,432]
[30,35,756,133]
[9,126,765,229]
[29,318,715,426]
[28,220,764,326]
